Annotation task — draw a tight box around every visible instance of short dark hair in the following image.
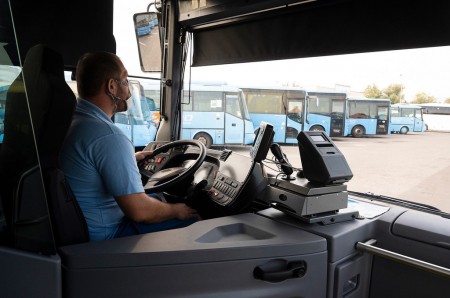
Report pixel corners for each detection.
[76,52,121,98]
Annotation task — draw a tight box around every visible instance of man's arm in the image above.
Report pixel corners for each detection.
[115,192,199,223]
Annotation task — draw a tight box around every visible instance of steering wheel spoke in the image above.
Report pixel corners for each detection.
[144,167,188,191]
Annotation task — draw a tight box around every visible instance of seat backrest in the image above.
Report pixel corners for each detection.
[0,44,89,252]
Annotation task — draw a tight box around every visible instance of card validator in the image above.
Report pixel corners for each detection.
[297,131,353,185]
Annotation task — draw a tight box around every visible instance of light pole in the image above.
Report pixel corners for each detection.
[399,74,404,103]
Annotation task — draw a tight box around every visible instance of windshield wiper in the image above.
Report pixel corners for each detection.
[348,190,450,219]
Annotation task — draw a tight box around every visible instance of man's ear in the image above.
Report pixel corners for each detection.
[106,78,116,93]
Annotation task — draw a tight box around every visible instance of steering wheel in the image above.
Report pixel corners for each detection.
[138,139,207,193]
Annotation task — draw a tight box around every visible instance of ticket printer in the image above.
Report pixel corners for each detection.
[262,131,357,224]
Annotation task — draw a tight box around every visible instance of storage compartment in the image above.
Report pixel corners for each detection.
[392,210,450,249]
[59,213,328,298]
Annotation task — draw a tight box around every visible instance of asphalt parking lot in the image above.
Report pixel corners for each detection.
[224,131,450,213]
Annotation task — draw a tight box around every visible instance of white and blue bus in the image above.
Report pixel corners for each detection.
[345,98,391,137]
[306,90,347,137]
[390,103,427,134]
[420,103,450,131]
[181,83,254,148]
[241,86,346,143]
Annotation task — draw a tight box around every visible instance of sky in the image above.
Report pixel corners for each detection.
[186,47,450,102]
[114,0,450,103]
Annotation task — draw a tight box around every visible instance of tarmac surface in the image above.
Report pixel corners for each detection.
[220,131,450,214]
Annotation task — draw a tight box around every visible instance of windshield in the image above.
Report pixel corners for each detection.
[185,46,450,214]
[43,0,448,214]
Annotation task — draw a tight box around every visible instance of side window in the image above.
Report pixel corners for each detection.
[308,96,332,115]
[193,91,223,112]
[415,109,423,120]
[401,108,414,117]
[287,100,303,123]
[245,91,284,114]
[378,106,389,120]
[369,103,378,119]
[182,90,193,111]
[225,94,242,118]
[331,100,345,118]
[391,107,399,117]
[349,102,369,119]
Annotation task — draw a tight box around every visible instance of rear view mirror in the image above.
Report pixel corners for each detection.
[133,12,162,72]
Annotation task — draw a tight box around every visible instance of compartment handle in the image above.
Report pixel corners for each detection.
[254,260,306,282]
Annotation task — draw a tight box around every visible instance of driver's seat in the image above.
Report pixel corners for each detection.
[0,44,89,251]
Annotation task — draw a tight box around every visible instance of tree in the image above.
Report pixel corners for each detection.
[363,84,384,99]
[411,92,437,104]
[363,83,404,103]
[445,97,450,104]
[382,84,403,104]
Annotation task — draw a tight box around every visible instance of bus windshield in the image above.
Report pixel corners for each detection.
[187,47,450,214]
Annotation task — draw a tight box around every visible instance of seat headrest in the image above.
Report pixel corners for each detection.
[23,44,65,82]
[21,44,76,167]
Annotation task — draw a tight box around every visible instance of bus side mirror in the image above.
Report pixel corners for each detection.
[133,12,162,72]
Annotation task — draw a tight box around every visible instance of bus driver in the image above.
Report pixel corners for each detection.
[60,52,199,241]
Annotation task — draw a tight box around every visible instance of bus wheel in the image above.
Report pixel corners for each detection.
[351,125,365,138]
[400,126,409,134]
[310,125,324,132]
[194,132,212,148]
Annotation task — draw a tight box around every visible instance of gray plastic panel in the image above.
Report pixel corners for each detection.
[59,213,326,268]
[0,246,61,298]
[367,206,450,298]
[59,213,328,298]
[329,253,372,298]
[63,252,327,298]
[392,210,450,249]
[258,207,377,262]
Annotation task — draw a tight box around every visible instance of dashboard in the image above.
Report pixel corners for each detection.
[140,141,266,217]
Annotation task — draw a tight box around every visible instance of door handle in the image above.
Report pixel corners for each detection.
[232,123,236,126]
[254,260,306,282]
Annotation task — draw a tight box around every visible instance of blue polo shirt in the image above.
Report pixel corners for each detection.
[60,98,145,241]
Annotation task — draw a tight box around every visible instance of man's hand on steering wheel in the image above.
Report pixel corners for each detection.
[135,150,153,163]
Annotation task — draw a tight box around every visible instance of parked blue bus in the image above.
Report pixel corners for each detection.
[420,103,450,115]
[134,13,158,36]
[345,98,391,137]
[419,103,450,131]
[241,86,346,143]
[181,83,255,148]
[390,103,427,134]
[306,90,347,137]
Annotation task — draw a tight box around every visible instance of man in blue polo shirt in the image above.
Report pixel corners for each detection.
[60,52,199,241]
